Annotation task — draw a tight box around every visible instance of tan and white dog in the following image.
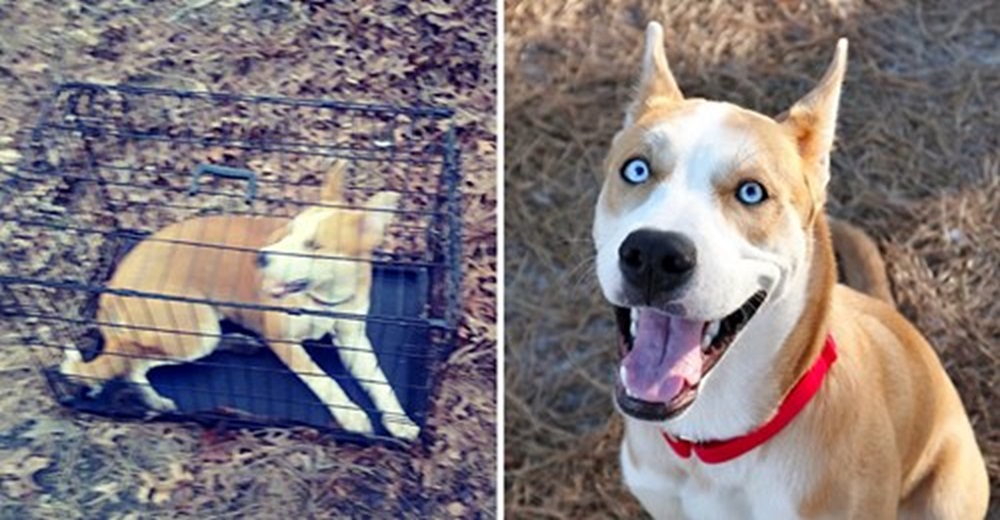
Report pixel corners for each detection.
[593,23,988,518]
[61,161,419,440]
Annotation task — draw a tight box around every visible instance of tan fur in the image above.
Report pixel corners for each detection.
[62,162,418,439]
[829,218,895,305]
[780,233,988,517]
[609,24,988,517]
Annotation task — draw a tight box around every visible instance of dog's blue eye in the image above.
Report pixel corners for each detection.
[621,158,651,185]
[736,181,767,205]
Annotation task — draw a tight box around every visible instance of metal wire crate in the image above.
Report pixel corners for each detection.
[0,82,462,443]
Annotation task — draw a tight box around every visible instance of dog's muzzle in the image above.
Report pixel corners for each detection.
[618,229,696,304]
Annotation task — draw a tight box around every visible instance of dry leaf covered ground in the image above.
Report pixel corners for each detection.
[0,0,495,517]
[505,0,997,517]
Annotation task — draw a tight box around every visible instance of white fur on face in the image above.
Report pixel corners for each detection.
[594,102,799,319]
[260,209,359,302]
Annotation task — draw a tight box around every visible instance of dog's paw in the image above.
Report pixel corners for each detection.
[384,415,420,440]
[143,393,178,413]
[335,408,373,435]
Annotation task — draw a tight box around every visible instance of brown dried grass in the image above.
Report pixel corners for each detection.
[504,0,998,516]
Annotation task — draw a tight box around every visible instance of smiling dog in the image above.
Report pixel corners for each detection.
[60,161,419,440]
[593,23,988,518]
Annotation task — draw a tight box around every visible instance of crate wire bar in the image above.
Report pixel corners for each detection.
[0,82,462,443]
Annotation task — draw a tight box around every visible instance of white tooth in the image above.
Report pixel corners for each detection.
[629,308,638,338]
[701,331,712,351]
[707,320,721,341]
[619,365,634,397]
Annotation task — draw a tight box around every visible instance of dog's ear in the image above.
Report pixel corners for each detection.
[778,39,848,194]
[359,191,401,248]
[625,22,684,126]
[320,160,348,203]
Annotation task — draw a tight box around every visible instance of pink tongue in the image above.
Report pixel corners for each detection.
[621,309,705,403]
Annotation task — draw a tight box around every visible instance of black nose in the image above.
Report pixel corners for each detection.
[618,229,697,295]
[256,252,269,268]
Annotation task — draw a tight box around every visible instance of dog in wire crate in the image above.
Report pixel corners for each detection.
[59,160,420,440]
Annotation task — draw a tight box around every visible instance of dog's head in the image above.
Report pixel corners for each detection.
[258,161,400,305]
[594,23,847,424]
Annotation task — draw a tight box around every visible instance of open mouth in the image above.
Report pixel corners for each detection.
[269,279,310,298]
[614,290,767,421]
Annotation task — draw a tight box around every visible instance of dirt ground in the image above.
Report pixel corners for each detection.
[0,0,495,517]
[505,0,997,517]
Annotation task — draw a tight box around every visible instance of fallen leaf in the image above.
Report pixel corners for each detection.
[0,448,51,498]
[0,149,21,165]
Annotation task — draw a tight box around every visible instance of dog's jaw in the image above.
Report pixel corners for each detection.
[656,249,813,441]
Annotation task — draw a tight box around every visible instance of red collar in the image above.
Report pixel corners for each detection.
[662,334,838,464]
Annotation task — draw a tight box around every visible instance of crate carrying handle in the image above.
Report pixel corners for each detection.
[190,164,258,201]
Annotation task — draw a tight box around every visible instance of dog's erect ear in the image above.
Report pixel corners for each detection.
[320,160,348,203]
[625,22,684,126]
[359,191,401,248]
[778,39,848,193]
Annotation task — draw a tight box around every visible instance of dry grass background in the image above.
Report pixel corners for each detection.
[505,0,998,517]
[0,0,495,517]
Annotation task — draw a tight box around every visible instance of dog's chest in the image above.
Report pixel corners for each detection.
[621,423,803,519]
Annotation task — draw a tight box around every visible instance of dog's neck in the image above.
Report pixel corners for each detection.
[773,212,838,396]
[662,213,837,442]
